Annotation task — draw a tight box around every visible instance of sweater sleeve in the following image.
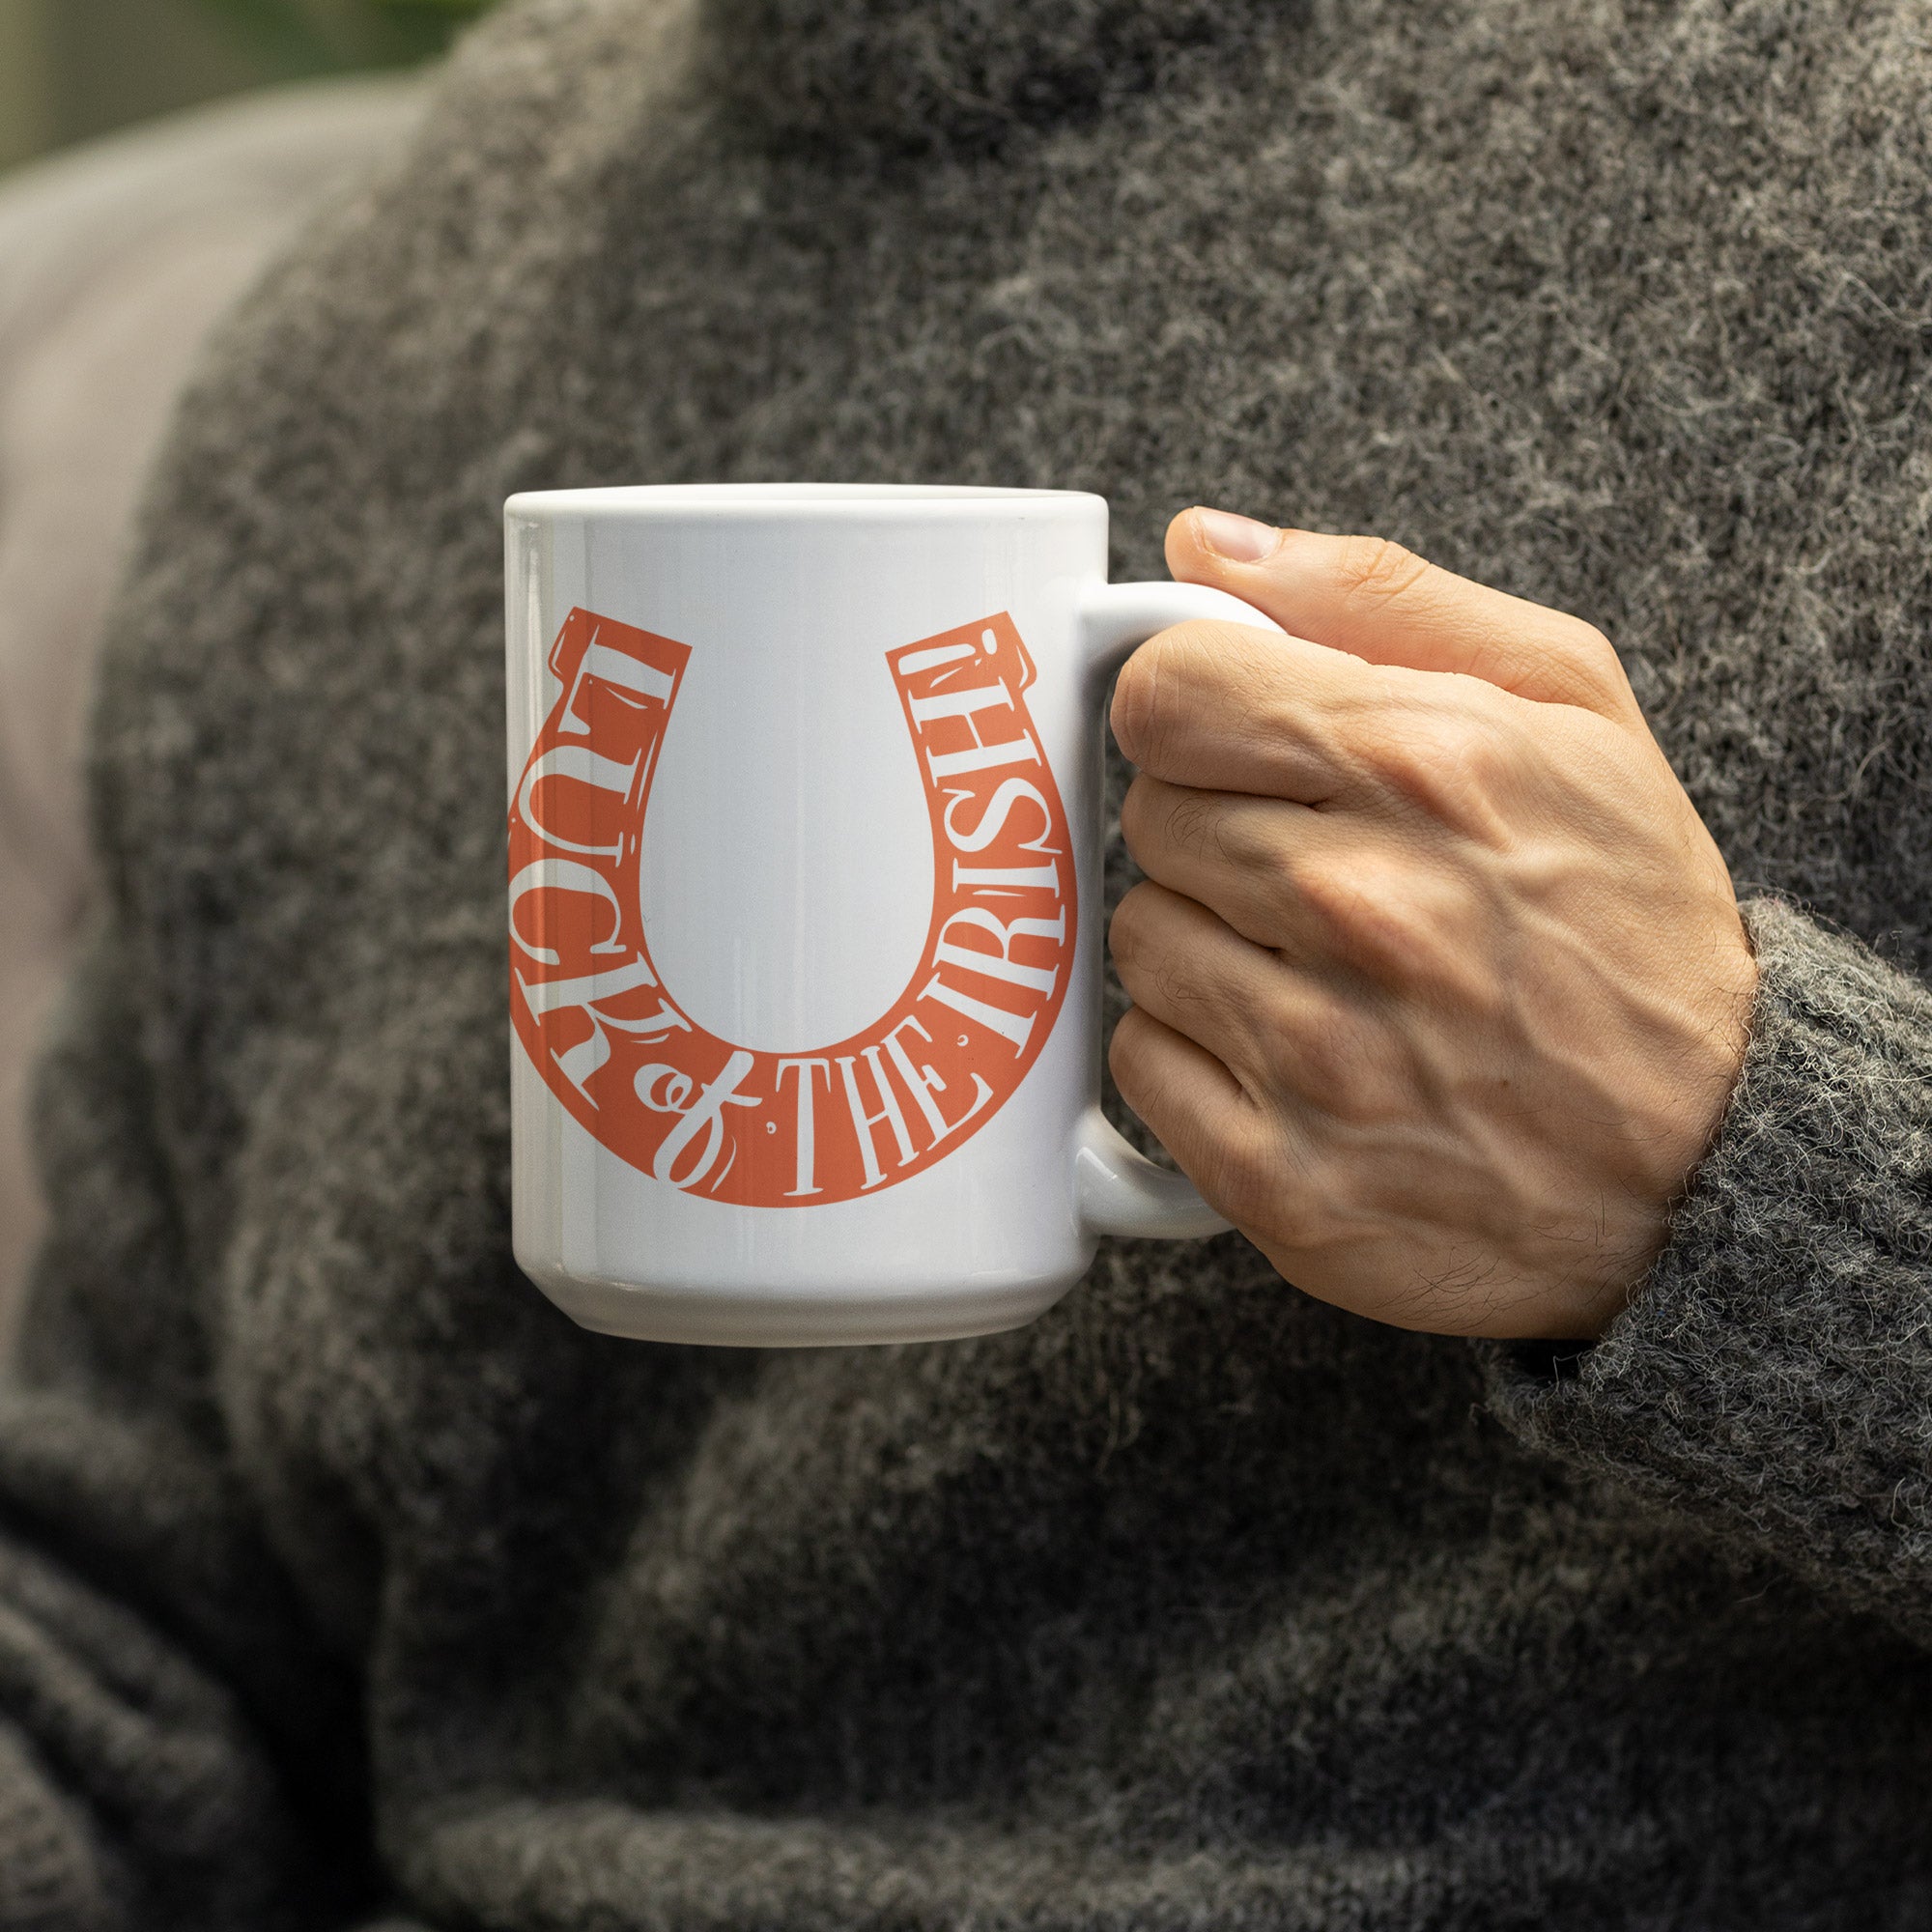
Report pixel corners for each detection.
[1487,896,1932,1646]
[0,923,371,1929]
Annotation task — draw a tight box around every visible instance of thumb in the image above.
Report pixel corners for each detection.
[1164,507,1642,724]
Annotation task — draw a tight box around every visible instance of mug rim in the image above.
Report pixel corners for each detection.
[505,482,1104,517]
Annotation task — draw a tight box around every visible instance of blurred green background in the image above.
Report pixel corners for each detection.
[0,0,495,174]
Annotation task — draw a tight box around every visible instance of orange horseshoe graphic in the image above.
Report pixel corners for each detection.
[509,608,1076,1207]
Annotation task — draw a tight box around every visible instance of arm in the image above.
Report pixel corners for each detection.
[0,923,370,1928]
[1107,507,1929,1641]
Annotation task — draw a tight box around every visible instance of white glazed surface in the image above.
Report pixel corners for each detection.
[505,485,1235,1346]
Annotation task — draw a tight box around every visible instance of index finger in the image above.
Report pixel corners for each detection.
[1165,512,1645,729]
[1109,617,1396,803]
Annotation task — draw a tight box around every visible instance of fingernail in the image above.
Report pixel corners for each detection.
[1194,507,1282,563]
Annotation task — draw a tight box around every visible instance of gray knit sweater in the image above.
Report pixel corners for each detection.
[6,0,1931,1923]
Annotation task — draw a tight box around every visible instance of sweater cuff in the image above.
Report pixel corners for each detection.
[1486,898,1932,1626]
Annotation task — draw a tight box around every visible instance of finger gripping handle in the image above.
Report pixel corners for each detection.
[1074,1109,1230,1239]
[1078,579,1287,689]
[1068,575,1277,1242]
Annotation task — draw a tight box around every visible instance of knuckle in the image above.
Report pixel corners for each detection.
[1278,846,1360,945]
[1349,892,1442,987]
[1267,992,1380,1118]
[1292,852,1463,991]
[1565,616,1616,671]
[1194,1120,1281,1230]
[1107,886,1156,969]
[1112,623,1275,775]
[1563,618,1632,706]
[1334,534,1433,615]
[1363,701,1515,830]
[1106,1007,1155,1094]
[1109,639,1169,769]
[1112,627,1198,769]
[1259,838,1320,930]
[1208,802,1277,873]
[1364,704,1461,781]
[1256,1189,1328,1258]
[1217,830,1308,946]
[1150,950,1213,1020]
[1165,787,1223,859]
[1210,1122,1344,1252]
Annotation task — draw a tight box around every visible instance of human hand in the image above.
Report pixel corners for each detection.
[1107,511,1758,1341]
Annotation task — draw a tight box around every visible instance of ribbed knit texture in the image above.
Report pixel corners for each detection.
[1491,897,1932,1636]
[4,0,1931,1923]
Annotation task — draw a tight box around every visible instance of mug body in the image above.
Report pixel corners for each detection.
[504,484,1113,1345]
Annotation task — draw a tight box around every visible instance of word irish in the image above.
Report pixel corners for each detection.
[508,608,1076,1206]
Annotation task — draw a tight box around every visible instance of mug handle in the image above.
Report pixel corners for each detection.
[1070,580,1288,1240]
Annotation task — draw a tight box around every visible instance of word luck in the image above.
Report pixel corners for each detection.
[507,607,1076,1206]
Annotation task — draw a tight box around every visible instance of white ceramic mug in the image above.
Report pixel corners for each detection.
[504,484,1276,1347]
